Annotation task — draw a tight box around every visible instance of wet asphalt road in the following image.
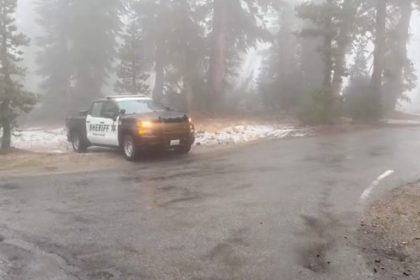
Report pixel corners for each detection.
[1,127,420,280]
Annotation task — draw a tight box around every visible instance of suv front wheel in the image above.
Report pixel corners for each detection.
[175,144,192,154]
[123,134,138,161]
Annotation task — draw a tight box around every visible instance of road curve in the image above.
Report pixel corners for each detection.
[1,127,420,280]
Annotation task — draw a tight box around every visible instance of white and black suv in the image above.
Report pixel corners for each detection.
[66,95,195,160]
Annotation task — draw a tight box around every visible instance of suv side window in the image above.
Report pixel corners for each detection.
[101,101,119,119]
[89,102,103,117]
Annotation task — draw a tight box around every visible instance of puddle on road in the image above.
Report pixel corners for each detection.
[157,194,204,208]
[0,183,19,190]
[201,228,250,269]
[295,189,344,273]
[367,145,392,157]
[296,215,336,273]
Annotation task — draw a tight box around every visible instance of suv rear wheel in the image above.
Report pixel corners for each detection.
[71,131,88,153]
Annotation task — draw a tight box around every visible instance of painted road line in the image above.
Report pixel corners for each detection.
[360,170,395,202]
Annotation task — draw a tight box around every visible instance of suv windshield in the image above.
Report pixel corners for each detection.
[116,99,169,115]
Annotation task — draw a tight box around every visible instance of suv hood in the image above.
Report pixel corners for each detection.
[122,111,188,122]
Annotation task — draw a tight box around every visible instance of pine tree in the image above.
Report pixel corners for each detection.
[207,0,226,111]
[296,0,362,123]
[36,0,122,116]
[114,15,150,96]
[297,0,362,95]
[0,0,37,151]
[161,0,207,111]
[132,0,274,112]
[343,39,375,121]
[207,0,273,112]
[258,1,303,110]
[331,0,363,96]
[36,0,73,118]
[133,0,207,110]
[132,0,174,103]
[383,0,416,112]
[349,39,369,81]
[371,0,387,114]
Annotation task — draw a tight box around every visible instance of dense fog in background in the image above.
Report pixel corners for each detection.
[408,12,420,111]
[15,0,420,116]
[0,0,416,148]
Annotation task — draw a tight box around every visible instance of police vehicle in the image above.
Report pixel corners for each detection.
[66,95,195,160]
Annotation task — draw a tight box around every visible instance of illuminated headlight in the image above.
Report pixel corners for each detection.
[137,120,153,135]
[188,118,195,131]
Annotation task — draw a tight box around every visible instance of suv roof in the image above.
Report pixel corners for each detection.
[103,95,152,101]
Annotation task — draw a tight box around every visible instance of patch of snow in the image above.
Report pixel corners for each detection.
[384,119,420,125]
[4,124,307,153]
[195,125,307,146]
[11,128,71,154]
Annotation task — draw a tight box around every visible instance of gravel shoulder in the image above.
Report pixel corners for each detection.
[359,181,420,279]
[0,143,244,178]
[2,124,419,178]
[0,150,123,178]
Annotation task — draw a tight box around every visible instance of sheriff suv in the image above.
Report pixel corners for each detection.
[66,95,195,161]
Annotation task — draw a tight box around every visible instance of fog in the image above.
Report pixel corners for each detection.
[5,0,420,129]
[4,1,420,278]
[407,11,420,111]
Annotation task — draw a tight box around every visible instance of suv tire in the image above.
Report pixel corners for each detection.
[123,134,138,161]
[175,144,192,154]
[71,131,88,153]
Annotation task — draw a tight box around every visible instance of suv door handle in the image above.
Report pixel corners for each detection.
[87,121,90,124]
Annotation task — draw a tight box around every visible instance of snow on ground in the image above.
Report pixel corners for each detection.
[12,128,71,154]
[195,125,307,145]
[6,125,307,154]
[384,119,420,125]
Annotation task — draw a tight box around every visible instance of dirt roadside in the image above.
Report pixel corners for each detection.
[0,149,127,178]
[0,143,242,178]
[359,181,420,279]
[2,123,419,179]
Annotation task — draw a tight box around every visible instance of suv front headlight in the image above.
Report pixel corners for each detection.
[137,120,153,135]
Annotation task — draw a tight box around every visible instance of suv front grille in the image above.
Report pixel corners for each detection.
[163,122,189,135]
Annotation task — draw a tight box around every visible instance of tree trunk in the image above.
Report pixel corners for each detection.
[207,0,226,113]
[0,5,11,151]
[131,59,137,95]
[331,58,343,97]
[153,45,165,103]
[321,3,335,124]
[183,76,194,112]
[0,98,11,151]
[371,0,387,101]
[322,0,334,91]
[1,116,11,151]
[385,0,412,112]
[331,0,354,97]
[323,33,333,90]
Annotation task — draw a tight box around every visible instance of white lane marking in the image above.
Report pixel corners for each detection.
[360,170,395,201]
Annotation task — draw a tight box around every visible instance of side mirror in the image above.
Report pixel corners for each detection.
[102,111,116,119]
[112,109,126,121]
[79,110,88,116]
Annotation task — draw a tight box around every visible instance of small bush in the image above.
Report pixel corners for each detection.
[344,79,382,122]
[298,88,341,125]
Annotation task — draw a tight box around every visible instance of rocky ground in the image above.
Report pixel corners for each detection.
[359,181,420,279]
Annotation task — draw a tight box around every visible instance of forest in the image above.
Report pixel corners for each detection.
[1,0,420,150]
